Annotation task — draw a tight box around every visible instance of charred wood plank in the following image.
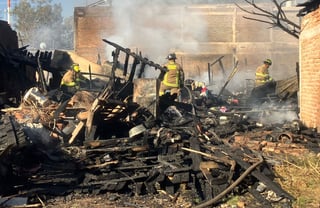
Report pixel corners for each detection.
[163,167,192,174]
[189,138,202,172]
[194,156,263,208]
[223,148,295,201]
[166,171,190,184]
[101,181,127,192]
[247,186,273,208]
[68,121,85,144]
[84,173,148,185]
[84,145,149,153]
[204,132,295,201]
[85,160,118,169]
[85,84,113,138]
[36,55,47,94]
[84,137,136,147]
[181,147,236,169]
[102,39,167,74]
[115,165,156,171]
[137,60,146,78]
[217,60,239,98]
[123,53,130,76]
[235,157,294,200]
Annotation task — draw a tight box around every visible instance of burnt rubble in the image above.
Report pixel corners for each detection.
[0,40,319,208]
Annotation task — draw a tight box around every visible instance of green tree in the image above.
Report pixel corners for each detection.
[12,0,74,50]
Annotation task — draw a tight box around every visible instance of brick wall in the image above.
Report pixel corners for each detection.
[299,8,320,130]
[74,7,115,64]
[74,4,299,93]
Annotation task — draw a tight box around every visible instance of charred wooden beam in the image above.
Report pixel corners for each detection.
[247,186,273,208]
[102,39,168,75]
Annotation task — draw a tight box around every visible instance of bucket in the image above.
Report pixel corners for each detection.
[129,124,146,138]
[23,87,50,107]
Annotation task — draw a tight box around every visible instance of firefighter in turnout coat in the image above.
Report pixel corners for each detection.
[60,63,87,100]
[159,53,185,98]
[255,58,273,87]
[250,58,276,104]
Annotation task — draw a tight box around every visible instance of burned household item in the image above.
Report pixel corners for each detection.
[0,45,53,107]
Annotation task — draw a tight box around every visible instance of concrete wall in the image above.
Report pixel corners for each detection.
[74,4,299,93]
[299,7,320,130]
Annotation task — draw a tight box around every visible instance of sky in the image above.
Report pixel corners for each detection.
[52,0,104,17]
[0,0,307,21]
[0,0,101,21]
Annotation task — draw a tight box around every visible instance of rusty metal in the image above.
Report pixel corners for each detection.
[277,132,294,143]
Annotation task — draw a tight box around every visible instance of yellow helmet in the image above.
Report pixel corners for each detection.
[72,63,80,72]
[263,59,272,66]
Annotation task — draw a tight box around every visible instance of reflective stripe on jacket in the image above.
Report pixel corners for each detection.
[60,70,79,87]
[255,64,272,86]
[61,81,76,87]
[162,61,180,88]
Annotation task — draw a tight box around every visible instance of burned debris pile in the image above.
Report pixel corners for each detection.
[0,40,318,208]
[0,43,54,107]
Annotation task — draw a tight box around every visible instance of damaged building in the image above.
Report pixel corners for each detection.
[74,1,300,92]
[0,1,319,208]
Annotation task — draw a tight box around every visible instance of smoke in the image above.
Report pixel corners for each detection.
[104,0,297,96]
[29,26,53,49]
[25,22,73,50]
[268,110,298,124]
[106,0,208,71]
[257,109,298,125]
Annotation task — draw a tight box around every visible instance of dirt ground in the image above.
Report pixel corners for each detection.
[44,191,286,208]
[42,183,287,208]
[45,192,193,208]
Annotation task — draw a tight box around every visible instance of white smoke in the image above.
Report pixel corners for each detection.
[259,110,298,124]
[107,0,208,69]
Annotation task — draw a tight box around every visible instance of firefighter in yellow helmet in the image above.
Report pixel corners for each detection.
[159,53,185,98]
[60,63,87,99]
[255,59,273,87]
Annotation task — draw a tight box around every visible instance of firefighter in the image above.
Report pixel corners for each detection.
[250,58,275,104]
[159,53,185,99]
[60,63,87,99]
[255,59,273,87]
